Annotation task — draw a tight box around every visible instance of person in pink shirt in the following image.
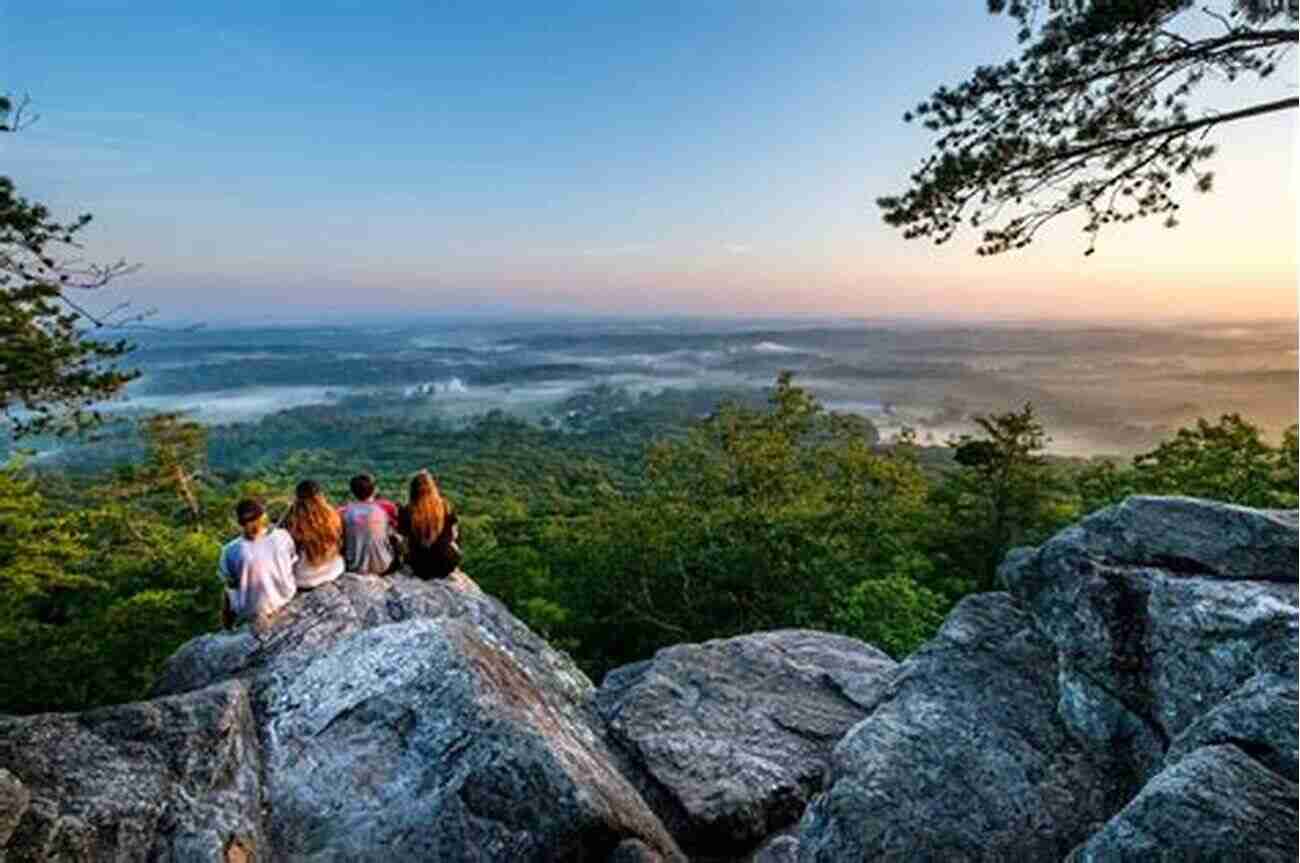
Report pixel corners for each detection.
[338,473,400,575]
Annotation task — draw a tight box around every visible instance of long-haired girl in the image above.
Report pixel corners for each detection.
[283,479,345,588]
[398,470,462,579]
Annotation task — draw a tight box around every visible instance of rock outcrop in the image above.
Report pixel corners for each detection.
[0,681,262,861]
[596,631,895,858]
[1001,495,1300,860]
[795,495,1298,862]
[0,496,1295,861]
[796,593,1128,861]
[3,573,685,862]
[1066,743,1299,862]
[1000,497,1299,777]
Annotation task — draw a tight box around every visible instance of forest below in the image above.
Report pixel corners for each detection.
[0,375,1295,715]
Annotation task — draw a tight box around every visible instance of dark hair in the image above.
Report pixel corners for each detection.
[296,479,323,499]
[349,473,376,501]
[235,498,265,525]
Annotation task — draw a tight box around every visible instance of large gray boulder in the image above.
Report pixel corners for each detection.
[1000,496,1300,860]
[152,571,591,703]
[1162,671,1297,779]
[0,680,263,862]
[596,631,895,858]
[1001,496,1299,781]
[1067,744,1298,862]
[797,593,1129,862]
[2,574,684,862]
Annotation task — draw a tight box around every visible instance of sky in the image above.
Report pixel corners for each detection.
[1,1,1296,323]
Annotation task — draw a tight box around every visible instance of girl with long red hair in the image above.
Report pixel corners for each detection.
[397,470,462,579]
[283,479,345,588]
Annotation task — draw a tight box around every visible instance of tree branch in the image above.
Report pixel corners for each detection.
[999,96,1297,177]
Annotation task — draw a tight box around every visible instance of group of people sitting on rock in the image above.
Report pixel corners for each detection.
[218,470,462,630]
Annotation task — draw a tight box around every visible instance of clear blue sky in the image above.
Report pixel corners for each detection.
[2,1,1295,322]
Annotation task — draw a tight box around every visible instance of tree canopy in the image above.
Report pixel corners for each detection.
[878,0,1298,255]
[1,94,139,436]
[1,368,1294,713]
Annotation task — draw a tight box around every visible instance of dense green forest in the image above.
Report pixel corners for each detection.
[0,375,1295,715]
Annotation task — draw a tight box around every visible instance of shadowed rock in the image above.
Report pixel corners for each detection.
[1162,671,1297,779]
[608,837,670,863]
[0,680,263,861]
[797,593,1128,861]
[597,631,895,857]
[251,616,677,860]
[993,496,1300,861]
[1001,495,1300,781]
[749,834,799,863]
[1067,744,1299,862]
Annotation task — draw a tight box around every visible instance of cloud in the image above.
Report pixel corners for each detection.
[724,243,753,255]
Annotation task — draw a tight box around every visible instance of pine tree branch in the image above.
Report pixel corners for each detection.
[999,95,1297,177]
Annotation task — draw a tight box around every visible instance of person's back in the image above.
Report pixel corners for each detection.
[398,469,463,580]
[284,479,345,589]
[398,506,461,579]
[219,499,297,628]
[340,473,398,575]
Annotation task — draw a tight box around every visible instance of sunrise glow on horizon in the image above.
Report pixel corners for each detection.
[2,1,1295,324]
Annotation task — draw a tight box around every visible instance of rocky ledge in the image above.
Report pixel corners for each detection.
[0,496,1295,861]
[798,496,1298,862]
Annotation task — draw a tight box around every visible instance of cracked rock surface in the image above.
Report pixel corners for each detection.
[1002,496,1299,782]
[596,631,895,858]
[999,496,1299,860]
[2,573,684,863]
[796,593,1129,862]
[0,680,263,861]
[797,497,1297,862]
[1066,743,1299,862]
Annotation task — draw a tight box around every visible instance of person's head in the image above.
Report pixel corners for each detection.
[350,473,376,502]
[284,479,342,565]
[295,478,323,500]
[406,469,446,546]
[235,498,266,540]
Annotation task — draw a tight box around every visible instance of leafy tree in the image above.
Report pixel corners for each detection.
[1077,414,1299,509]
[541,374,932,678]
[930,404,1069,591]
[878,1,1298,255]
[1278,425,1299,506]
[0,456,224,713]
[138,413,208,521]
[4,368,1296,712]
[833,564,948,659]
[0,464,98,622]
[1,94,139,436]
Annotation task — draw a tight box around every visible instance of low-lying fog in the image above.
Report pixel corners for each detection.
[96,318,1298,458]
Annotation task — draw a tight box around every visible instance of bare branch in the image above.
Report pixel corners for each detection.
[0,93,37,133]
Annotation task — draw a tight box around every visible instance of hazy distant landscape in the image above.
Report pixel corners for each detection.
[57,316,1293,464]
[4,3,1298,855]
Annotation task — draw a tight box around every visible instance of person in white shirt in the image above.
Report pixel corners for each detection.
[282,479,345,589]
[218,498,298,630]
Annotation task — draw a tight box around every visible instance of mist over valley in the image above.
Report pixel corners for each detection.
[50,316,1296,466]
